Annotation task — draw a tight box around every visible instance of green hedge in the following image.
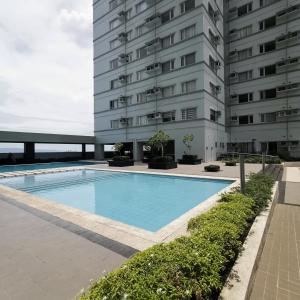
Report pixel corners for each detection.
[79,174,274,300]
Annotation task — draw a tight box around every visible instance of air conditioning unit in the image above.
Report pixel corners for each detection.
[145,38,161,53]
[215,60,221,69]
[120,117,128,124]
[230,116,238,123]
[145,63,161,74]
[229,72,238,82]
[118,11,126,22]
[146,87,161,97]
[213,10,220,21]
[118,53,129,64]
[214,35,220,45]
[119,96,127,104]
[230,94,238,103]
[118,75,127,83]
[118,32,128,43]
[154,112,162,119]
[229,29,238,37]
[216,85,221,93]
[145,14,161,28]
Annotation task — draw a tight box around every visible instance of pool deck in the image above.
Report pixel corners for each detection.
[0,161,262,300]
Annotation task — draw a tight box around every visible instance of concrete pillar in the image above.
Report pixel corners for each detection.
[133,140,143,161]
[24,142,35,162]
[95,144,104,160]
[82,143,86,159]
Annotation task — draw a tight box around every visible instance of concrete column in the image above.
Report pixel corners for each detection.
[24,142,35,162]
[133,140,143,161]
[95,144,104,160]
[82,143,86,159]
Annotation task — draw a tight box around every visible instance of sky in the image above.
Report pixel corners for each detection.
[0,0,93,137]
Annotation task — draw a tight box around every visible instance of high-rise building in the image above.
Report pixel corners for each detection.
[93,0,300,161]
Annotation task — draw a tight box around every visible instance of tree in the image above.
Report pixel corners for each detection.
[147,130,171,157]
[113,142,124,155]
[183,134,194,154]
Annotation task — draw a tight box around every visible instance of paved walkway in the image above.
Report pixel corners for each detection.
[249,163,300,300]
[0,196,130,300]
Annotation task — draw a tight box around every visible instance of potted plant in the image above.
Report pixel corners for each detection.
[204,165,221,172]
[108,143,134,167]
[147,131,177,169]
[178,134,202,165]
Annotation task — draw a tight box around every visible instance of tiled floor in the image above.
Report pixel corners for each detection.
[250,164,300,300]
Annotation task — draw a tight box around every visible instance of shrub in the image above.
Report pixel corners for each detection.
[204,165,220,172]
[79,175,273,300]
[225,161,236,166]
[112,156,130,161]
[152,156,173,163]
[182,154,198,160]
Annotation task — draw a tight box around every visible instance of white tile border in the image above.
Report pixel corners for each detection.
[0,167,238,251]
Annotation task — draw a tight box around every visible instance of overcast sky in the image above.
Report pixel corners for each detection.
[0,0,93,136]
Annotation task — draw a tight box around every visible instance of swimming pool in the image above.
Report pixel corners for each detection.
[0,170,234,232]
[0,161,97,173]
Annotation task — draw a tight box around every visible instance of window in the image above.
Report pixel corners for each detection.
[110,58,119,69]
[109,18,121,30]
[136,70,144,81]
[238,2,252,17]
[137,115,148,126]
[260,88,277,99]
[161,34,174,48]
[260,64,276,76]
[209,29,220,47]
[180,0,195,13]
[111,120,119,129]
[136,1,147,14]
[136,24,146,37]
[210,82,221,96]
[161,8,174,24]
[238,70,252,82]
[260,40,276,53]
[110,99,119,109]
[259,16,276,30]
[238,48,252,60]
[109,0,124,10]
[161,85,175,97]
[208,3,215,20]
[110,79,118,89]
[137,92,147,103]
[110,38,120,49]
[182,107,197,120]
[260,112,277,123]
[239,115,253,125]
[182,80,196,93]
[238,93,253,103]
[181,24,196,41]
[161,60,175,73]
[260,0,280,7]
[209,55,220,72]
[162,111,176,122]
[210,109,218,122]
[239,25,252,38]
[181,52,196,67]
[136,46,148,59]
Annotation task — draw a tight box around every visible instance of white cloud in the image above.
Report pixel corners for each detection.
[0,0,93,135]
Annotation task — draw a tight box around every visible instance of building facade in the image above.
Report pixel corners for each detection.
[225,0,300,158]
[93,0,300,161]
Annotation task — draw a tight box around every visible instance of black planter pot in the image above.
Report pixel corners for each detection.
[204,165,220,172]
[108,160,134,167]
[178,154,202,165]
[148,161,178,169]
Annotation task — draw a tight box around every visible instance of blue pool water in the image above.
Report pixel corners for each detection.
[0,170,233,232]
[0,161,97,173]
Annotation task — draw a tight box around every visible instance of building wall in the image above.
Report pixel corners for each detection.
[225,0,300,156]
[94,0,226,161]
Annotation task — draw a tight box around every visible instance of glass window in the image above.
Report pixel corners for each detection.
[161,8,174,24]
[136,1,147,14]
[161,60,175,73]
[238,2,252,17]
[162,111,176,122]
[110,58,119,69]
[182,80,196,93]
[161,34,174,48]
[180,0,195,13]
[181,52,196,66]
[162,85,175,97]
[182,107,197,120]
[180,24,196,40]
[137,46,148,59]
[111,120,119,129]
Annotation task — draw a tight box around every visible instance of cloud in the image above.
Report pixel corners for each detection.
[0,0,93,136]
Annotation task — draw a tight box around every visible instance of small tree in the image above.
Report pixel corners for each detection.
[113,142,124,155]
[147,130,171,157]
[183,134,194,154]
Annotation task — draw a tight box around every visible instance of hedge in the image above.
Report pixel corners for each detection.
[79,173,274,300]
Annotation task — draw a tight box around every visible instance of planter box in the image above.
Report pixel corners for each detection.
[178,158,202,165]
[148,161,178,169]
[108,160,134,167]
[204,165,220,172]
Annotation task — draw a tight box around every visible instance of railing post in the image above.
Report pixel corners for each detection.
[262,152,266,173]
[240,154,245,194]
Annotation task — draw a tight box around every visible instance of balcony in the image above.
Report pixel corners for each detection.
[145,63,161,74]
[276,4,300,21]
[145,38,161,53]
[276,31,299,47]
[277,109,299,118]
[145,14,161,28]
[276,57,299,70]
[276,82,300,94]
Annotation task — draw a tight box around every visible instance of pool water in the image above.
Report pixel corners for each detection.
[0,170,233,232]
[0,161,97,173]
